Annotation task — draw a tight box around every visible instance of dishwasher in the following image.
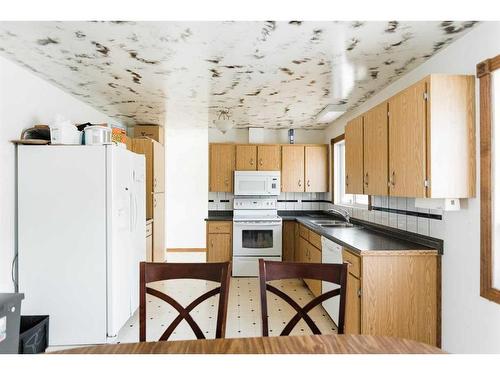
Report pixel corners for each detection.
[321,236,343,325]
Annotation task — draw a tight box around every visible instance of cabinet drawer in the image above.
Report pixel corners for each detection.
[146,222,153,237]
[343,249,361,278]
[309,230,322,250]
[299,224,309,240]
[207,221,232,234]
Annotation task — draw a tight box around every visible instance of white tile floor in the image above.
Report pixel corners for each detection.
[115,277,337,343]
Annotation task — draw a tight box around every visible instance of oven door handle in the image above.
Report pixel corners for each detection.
[233,221,282,226]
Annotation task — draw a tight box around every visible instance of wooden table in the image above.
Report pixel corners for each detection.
[54,334,445,354]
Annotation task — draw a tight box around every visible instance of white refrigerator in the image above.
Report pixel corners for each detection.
[17,145,146,346]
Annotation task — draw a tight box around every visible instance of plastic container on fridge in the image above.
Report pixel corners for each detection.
[84,125,112,145]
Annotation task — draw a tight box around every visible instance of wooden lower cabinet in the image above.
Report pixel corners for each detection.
[298,237,308,263]
[345,272,361,334]
[206,221,232,263]
[282,221,295,262]
[296,224,322,298]
[146,221,153,262]
[152,193,165,262]
[306,244,322,297]
[343,248,439,346]
[132,138,165,219]
[207,234,231,262]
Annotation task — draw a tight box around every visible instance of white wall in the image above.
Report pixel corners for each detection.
[165,127,208,249]
[209,127,326,144]
[0,55,117,292]
[323,21,500,353]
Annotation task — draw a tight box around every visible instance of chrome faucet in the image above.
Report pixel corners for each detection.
[327,207,351,223]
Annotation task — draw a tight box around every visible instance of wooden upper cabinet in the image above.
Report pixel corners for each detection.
[281,145,305,192]
[209,144,235,192]
[257,145,281,170]
[426,74,475,198]
[236,145,257,171]
[305,145,328,192]
[363,102,388,196]
[388,80,427,198]
[342,74,474,199]
[345,117,364,194]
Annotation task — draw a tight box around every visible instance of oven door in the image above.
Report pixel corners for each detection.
[233,221,282,257]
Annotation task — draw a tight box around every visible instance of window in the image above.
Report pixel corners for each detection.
[331,136,368,207]
[478,54,500,304]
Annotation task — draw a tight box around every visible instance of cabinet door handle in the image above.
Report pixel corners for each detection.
[225,178,229,186]
[357,288,362,298]
[364,172,368,186]
[298,179,302,187]
[307,180,311,187]
[390,171,396,187]
[210,240,214,247]
[154,177,157,188]
[259,158,263,167]
[345,174,349,186]
[250,158,254,166]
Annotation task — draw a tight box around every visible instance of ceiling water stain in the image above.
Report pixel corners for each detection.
[0,21,479,128]
[129,51,159,64]
[91,41,110,56]
[385,21,399,33]
[346,38,359,51]
[37,37,59,46]
[279,67,294,76]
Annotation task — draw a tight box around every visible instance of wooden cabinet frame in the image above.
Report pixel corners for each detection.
[478,54,500,304]
[210,143,328,193]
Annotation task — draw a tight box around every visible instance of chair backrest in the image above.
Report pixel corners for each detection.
[258,259,348,336]
[139,261,231,342]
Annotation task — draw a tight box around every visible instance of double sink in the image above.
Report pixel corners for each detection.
[308,219,357,228]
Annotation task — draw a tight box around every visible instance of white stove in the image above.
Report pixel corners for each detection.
[232,197,282,277]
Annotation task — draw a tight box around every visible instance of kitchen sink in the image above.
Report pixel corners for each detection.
[319,223,356,228]
[309,219,357,228]
[309,219,345,225]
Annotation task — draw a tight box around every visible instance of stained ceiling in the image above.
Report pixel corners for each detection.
[0,21,477,129]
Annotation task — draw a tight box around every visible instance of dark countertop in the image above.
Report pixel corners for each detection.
[295,217,435,254]
[205,211,233,221]
[205,211,439,254]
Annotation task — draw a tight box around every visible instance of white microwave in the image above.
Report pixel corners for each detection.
[234,171,280,196]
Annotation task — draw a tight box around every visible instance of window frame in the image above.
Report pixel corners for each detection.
[478,54,500,304]
[330,135,371,209]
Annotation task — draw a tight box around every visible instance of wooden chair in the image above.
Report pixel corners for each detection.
[139,261,231,342]
[258,259,348,336]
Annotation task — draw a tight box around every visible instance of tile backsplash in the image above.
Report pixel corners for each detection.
[324,196,443,237]
[208,192,443,237]
[208,192,329,211]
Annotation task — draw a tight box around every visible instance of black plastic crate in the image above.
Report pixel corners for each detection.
[19,315,49,354]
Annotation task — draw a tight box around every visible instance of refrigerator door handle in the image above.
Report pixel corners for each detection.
[133,194,138,230]
[129,191,134,232]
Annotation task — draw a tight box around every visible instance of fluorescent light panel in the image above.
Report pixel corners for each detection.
[316,104,347,123]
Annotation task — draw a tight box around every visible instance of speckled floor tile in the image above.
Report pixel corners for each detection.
[115,277,337,342]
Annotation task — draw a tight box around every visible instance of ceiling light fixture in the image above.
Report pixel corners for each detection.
[316,104,347,124]
[212,108,235,134]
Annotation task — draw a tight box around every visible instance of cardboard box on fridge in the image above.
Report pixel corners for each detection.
[133,125,164,144]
